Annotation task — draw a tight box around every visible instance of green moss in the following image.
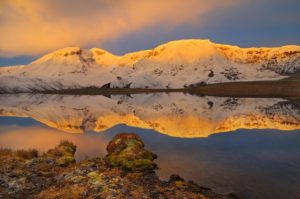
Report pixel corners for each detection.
[57,141,76,154]
[106,133,157,171]
[175,181,188,188]
[87,172,105,192]
[56,155,75,166]
[127,159,156,171]
[87,171,100,179]
[44,140,77,167]
[113,138,122,146]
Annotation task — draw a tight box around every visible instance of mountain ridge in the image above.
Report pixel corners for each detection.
[0,39,299,93]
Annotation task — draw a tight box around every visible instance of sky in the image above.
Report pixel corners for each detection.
[0,0,300,66]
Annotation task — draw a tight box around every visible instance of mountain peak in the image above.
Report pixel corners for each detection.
[0,39,299,93]
[158,39,213,46]
[149,39,219,62]
[51,47,82,55]
[30,47,90,65]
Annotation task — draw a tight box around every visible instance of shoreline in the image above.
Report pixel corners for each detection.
[0,133,239,199]
[1,78,299,99]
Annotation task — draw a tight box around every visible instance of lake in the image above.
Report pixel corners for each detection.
[0,93,299,199]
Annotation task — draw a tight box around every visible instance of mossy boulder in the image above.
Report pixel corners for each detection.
[106,133,157,171]
[46,141,76,167]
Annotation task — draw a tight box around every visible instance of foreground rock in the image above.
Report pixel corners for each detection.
[106,133,158,171]
[0,133,239,199]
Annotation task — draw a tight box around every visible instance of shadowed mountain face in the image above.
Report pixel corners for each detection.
[0,93,299,137]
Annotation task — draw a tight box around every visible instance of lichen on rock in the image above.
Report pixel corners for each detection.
[106,133,157,171]
[45,140,76,167]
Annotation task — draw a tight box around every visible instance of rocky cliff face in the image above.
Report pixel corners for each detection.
[0,39,299,93]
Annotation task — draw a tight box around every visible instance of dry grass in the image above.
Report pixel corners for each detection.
[0,148,13,156]
[15,149,38,159]
[0,148,38,159]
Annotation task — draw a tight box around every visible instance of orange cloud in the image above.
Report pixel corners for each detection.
[0,0,237,57]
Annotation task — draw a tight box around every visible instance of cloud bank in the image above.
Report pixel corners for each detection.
[0,0,236,57]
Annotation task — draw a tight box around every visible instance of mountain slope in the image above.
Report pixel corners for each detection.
[0,39,299,93]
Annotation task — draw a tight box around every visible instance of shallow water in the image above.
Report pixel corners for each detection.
[0,93,299,199]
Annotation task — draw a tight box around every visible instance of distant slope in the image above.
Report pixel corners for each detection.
[0,39,299,93]
[189,76,300,98]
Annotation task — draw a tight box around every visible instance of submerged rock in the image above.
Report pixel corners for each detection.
[106,133,157,171]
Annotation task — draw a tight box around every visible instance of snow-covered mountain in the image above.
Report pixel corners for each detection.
[0,93,299,137]
[0,39,299,93]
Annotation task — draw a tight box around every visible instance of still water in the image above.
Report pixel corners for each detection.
[0,93,299,199]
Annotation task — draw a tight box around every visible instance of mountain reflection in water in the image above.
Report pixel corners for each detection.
[0,93,299,137]
[0,93,299,199]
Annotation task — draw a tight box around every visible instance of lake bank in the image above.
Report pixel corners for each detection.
[2,77,298,99]
[0,133,238,199]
